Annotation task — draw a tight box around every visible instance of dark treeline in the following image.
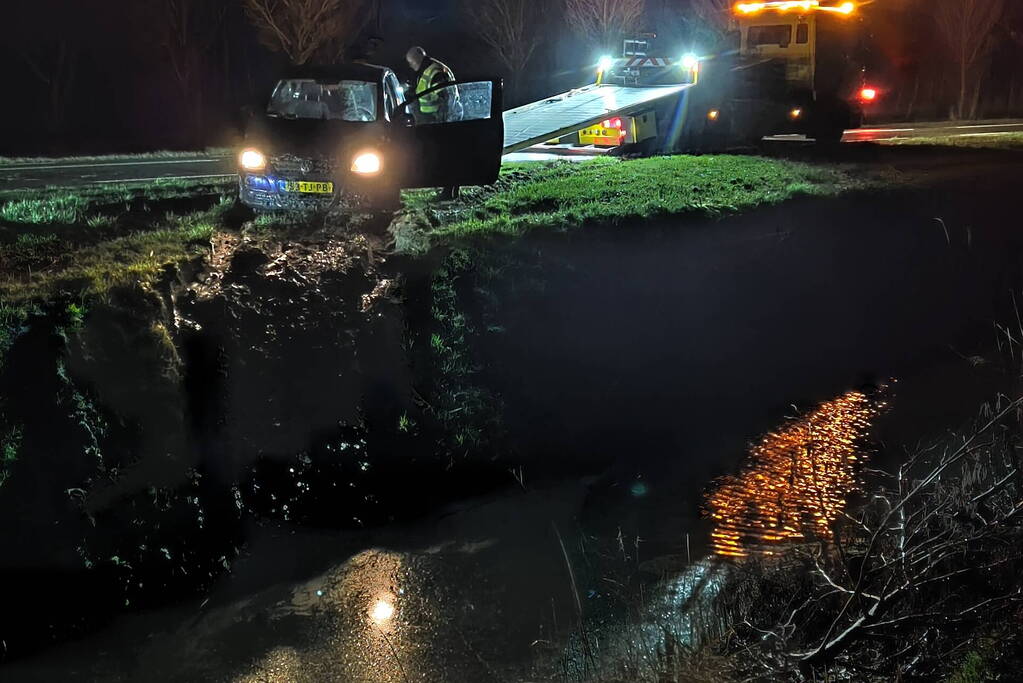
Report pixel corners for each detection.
[0,0,1021,156]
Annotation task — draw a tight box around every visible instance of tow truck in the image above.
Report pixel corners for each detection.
[721,0,877,143]
[528,0,875,154]
[575,38,699,149]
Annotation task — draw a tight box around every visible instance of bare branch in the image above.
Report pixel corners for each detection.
[464,0,545,88]
[242,0,366,65]
[565,0,645,51]
[933,0,1007,118]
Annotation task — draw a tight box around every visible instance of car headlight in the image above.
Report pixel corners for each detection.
[351,151,382,175]
[598,56,614,73]
[240,148,266,171]
[681,54,699,70]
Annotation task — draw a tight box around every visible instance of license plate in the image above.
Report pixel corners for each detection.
[281,181,334,194]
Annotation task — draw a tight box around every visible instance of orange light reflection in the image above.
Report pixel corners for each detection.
[705,390,880,558]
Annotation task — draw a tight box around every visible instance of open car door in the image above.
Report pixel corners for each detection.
[396,79,504,189]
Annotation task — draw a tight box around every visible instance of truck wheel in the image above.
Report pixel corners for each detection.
[811,100,851,145]
[812,121,845,145]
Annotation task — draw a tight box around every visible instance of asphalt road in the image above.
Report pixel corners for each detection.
[2,119,1021,190]
[0,156,237,191]
[778,118,1023,143]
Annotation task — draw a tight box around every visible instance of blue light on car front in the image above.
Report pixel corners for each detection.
[245,175,274,191]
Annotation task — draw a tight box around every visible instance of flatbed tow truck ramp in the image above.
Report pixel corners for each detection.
[501,83,692,154]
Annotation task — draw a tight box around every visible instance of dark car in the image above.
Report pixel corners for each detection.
[238,64,504,211]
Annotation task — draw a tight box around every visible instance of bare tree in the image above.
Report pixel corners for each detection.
[723,397,1023,680]
[158,0,227,136]
[464,0,546,97]
[19,43,79,135]
[689,0,732,33]
[565,0,646,52]
[6,0,89,134]
[934,0,1006,119]
[242,0,366,65]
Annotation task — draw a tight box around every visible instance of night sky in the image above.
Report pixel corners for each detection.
[0,0,1020,155]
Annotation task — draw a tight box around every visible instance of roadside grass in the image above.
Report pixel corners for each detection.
[404,155,862,243]
[879,132,1023,151]
[1,198,231,304]
[0,148,231,166]
[2,153,864,304]
[0,176,236,225]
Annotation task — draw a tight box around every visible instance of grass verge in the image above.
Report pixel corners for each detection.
[0,176,236,223]
[400,155,862,245]
[879,132,1023,151]
[0,148,231,166]
[1,182,235,304]
[3,153,864,303]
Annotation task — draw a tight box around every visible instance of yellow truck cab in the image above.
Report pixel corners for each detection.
[730,1,867,142]
[739,11,817,87]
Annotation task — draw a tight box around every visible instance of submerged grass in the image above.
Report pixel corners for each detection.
[426,155,861,239]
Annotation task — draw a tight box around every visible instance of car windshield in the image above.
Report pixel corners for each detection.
[267,79,379,122]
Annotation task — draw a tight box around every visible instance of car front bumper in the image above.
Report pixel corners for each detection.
[238,173,395,212]
[239,174,337,211]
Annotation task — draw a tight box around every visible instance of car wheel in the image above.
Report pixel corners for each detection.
[369,187,401,213]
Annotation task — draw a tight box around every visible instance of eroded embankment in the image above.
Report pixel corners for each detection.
[0,221,513,659]
[2,170,1023,671]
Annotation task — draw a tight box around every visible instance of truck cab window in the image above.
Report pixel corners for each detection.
[748,25,793,48]
[796,24,809,44]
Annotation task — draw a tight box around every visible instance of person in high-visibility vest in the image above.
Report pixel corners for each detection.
[405,46,460,199]
[406,46,456,120]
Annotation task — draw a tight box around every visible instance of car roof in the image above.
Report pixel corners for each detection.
[280,63,393,83]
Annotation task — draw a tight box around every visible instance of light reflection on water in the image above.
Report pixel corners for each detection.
[706,389,881,558]
[233,550,422,683]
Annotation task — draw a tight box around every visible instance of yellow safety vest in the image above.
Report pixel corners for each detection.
[416,59,455,114]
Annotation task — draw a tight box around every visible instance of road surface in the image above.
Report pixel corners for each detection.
[2,120,1021,190]
[771,118,1023,143]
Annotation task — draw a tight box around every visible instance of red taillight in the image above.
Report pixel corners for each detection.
[859,87,878,102]
[602,117,623,129]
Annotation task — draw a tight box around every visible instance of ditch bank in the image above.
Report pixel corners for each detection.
[1,173,1022,675]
